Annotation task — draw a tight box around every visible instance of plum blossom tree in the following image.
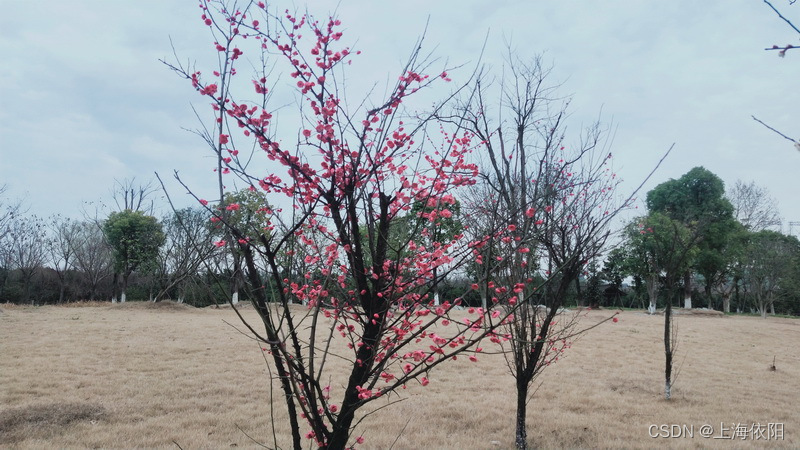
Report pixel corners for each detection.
[165,2,520,447]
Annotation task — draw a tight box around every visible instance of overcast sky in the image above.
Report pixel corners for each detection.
[1,1,798,232]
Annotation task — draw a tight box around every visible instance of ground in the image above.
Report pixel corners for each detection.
[1,302,798,448]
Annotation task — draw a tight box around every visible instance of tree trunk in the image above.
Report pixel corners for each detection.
[432,266,440,306]
[722,295,730,313]
[515,379,529,450]
[683,271,692,309]
[328,321,383,449]
[121,272,129,303]
[647,275,658,314]
[664,300,673,400]
[770,303,775,316]
[111,271,119,303]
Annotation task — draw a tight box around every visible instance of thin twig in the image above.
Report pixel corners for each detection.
[763,0,800,35]
[752,115,797,143]
[389,416,413,450]
[235,423,270,448]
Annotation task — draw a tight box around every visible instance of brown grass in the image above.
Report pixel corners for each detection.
[1,302,797,449]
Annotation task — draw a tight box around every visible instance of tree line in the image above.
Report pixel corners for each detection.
[592,169,800,318]
[4,167,797,317]
[0,182,235,306]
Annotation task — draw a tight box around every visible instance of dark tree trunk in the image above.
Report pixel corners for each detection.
[515,378,529,450]
[328,318,383,449]
[111,271,119,302]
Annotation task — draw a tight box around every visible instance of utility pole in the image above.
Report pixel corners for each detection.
[789,221,800,237]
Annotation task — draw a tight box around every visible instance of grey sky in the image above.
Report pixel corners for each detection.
[0,1,797,230]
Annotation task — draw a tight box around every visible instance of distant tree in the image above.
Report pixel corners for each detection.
[646,166,736,308]
[71,221,113,301]
[212,189,273,305]
[624,213,698,314]
[405,199,463,306]
[584,262,602,309]
[111,178,159,215]
[46,215,81,303]
[155,207,217,302]
[741,230,800,318]
[600,247,631,307]
[727,180,782,232]
[104,210,165,303]
[708,224,749,313]
[5,215,48,304]
[0,184,23,243]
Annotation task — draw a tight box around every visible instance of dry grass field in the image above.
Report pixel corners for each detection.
[1,301,798,449]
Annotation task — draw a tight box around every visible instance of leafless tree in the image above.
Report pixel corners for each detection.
[46,215,81,303]
[0,184,23,243]
[727,180,783,231]
[111,178,159,214]
[154,207,218,302]
[71,221,113,301]
[460,54,630,449]
[5,215,48,304]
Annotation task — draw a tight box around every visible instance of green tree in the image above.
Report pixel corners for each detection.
[741,230,800,318]
[624,212,698,314]
[210,189,272,305]
[406,199,463,306]
[646,166,736,309]
[104,210,165,303]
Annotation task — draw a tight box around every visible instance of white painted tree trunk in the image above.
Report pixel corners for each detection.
[231,290,239,305]
[683,296,691,309]
[433,292,440,306]
[665,380,671,400]
[120,291,127,303]
[647,275,658,314]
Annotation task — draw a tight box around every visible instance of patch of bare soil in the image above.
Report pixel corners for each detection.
[0,402,106,445]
